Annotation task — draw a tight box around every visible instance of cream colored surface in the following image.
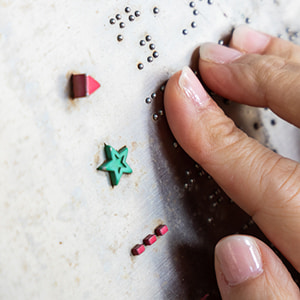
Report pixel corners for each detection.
[0,0,300,299]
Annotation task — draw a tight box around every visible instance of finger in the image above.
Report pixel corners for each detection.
[230,25,300,62]
[199,42,300,127]
[164,66,300,271]
[215,235,300,300]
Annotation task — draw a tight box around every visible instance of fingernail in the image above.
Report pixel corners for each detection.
[200,43,243,64]
[232,25,271,53]
[215,235,263,286]
[178,66,210,107]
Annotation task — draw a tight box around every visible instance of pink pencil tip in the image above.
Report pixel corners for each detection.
[87,75,100,95]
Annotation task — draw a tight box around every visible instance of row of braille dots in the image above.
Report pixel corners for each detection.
[131,224,168,256]
[183,164,213,191]
[137,35,159,70]
[285,27,299,41]
[145,85,165,121]
[182,0,214,36]
[109,7,141,42]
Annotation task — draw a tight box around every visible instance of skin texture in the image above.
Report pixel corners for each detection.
[164,25,300,299]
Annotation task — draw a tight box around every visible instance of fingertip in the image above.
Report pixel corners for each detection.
[230,25,271,53]
[215,235,300,300]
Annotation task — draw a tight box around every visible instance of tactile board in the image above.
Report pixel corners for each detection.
[1,0,300,299]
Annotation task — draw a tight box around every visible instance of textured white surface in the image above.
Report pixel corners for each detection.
[0,0,300,299]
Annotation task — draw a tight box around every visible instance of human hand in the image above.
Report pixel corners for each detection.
[164,25,300,299]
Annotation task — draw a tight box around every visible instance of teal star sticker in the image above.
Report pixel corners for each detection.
[97,144,132,187]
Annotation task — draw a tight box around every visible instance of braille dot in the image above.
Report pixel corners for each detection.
[253,122,260,130]
[289,35,296,41]
[153,7,159,14]
[245,17,251,24]
[117,35,123,42]
[116,14,122,20]
[153,114,159,121]
[140,40,146,46]
[145,35,152,42]
[125,7,131,13]
[135,10,141,17]
[151,93,157,99]
[218,39,224,45]
[191,21,197,28]
[119,22,125,28]
[190,1,196,7]
[208,0,213,4]
[147,56,153,63]
[129,15,135,21]
[145,97,152,104]
[149,43,156,50]
[193,9,199,15]
[153,51,159,58]
[137,63,144,70]
[110,18,116,25]
[182,29,188,35]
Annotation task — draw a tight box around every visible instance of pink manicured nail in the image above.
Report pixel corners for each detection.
[200,43,243,64]
[178,66,210,106]
[232,25,271,53]
[215,235,263,286]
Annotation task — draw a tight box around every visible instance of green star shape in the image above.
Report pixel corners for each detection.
[97,144,132,186]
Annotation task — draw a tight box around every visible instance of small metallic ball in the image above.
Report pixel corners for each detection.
[245,17,251,24]
[153,114,159,121]
[119,22,125,28]
[149,43,156,50]
[117,35,123,42]
[147,56,154,63]
[125,7,131,13]
[153,51,159,58]
[191,21,197,28]
[208,0,213,4]
[116,14,122,20]
[137,63,144,70]
[218,39,224,45]
[160,85,165,92]
[129,15,135,21]
[145,35,152,42]
[158,110,164,116]
[140,40,146,46]
[145,97,152,104]
[189,1,195,7]
[135,10,141,17]
[153,7,159,14]
[110,18,116,25]
[151,93,157,99]
[193,9,199,15]
[182,29,188,35]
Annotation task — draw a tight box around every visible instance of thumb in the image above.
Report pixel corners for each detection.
[215,235,299,300]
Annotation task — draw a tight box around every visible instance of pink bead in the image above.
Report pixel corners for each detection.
[131,244,145,256]
[143,234,157,246]
[155,224,168,236]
